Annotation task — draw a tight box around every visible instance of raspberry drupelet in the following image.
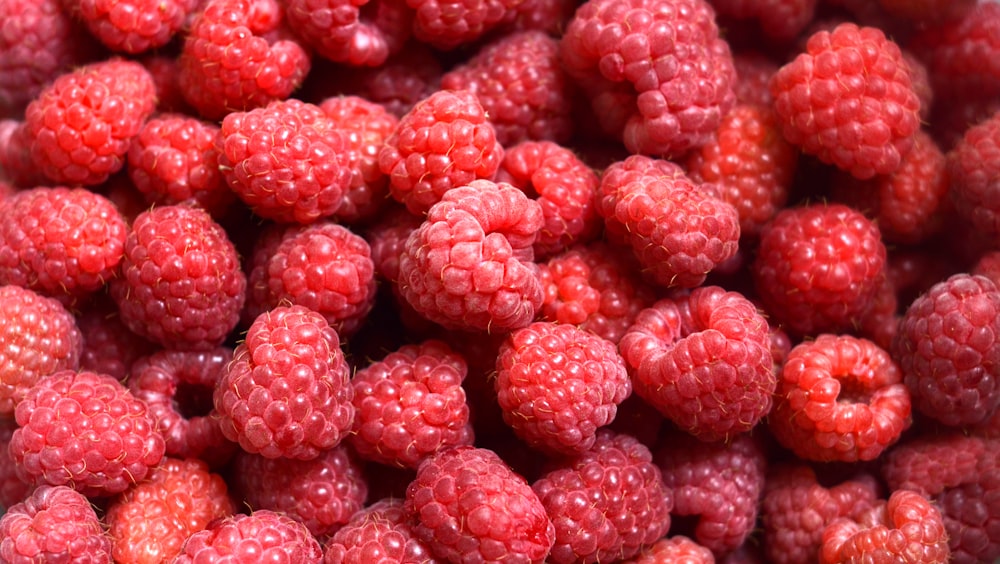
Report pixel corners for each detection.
[325,498,441,563]
[173,510,324,563]
[0,485,111,562]
[284,0,412,67]
[947,110,1000,243]
[66,0,196,54]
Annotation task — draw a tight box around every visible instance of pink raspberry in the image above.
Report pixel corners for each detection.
[110,204,246,350]
[350,340,473,468]
[178,0,311,120]
[214,305,354,460]
[24,58,157,186]
[407,0,521,50]
[285,0,411,66]
[947,110,1000,243]
[397,180,544,333]
[378,89,503,215]
[709,0,817,42]
[324,498,439,564]
[495,322,630,456]
[505,0,577,35]
[173,510,323,563]
[10,370,166,497]
[624,536,715,563]
[65,0,196,53]
[404,446,555,562]
[0,485,111,562]
[619,286,775,441]
[560,0,736,156]
[533,430,673,563]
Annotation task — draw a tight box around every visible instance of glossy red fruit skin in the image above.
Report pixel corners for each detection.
[173,510,324,563]
[0,485,111,562]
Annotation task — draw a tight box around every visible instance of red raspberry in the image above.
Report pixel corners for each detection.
[174,510,324,563]
[407,0,520,50]
[761,464,845,564]
[902,51,933,122]
[66,0,195,53]
[560,0,736,157]
[286,0,411,67]
[440,31,575,147]
[770,23,921,179]
[324,498,440,563]
[178,0,311,120]
[820,489,950,563]
[127,114,233,218]
[878,0,975,22]
[397,180,544,332]
[0,485,111,562]
[76,298,154,381]
[709,0,817,42]
[140,55,194,115]
[24,58,157,186]
[110,204,246,350]
[0,285,81,415]
[505,0,576,35]
[404,446,555,562]
[0,120,47,188]
[973,250,1000,286]
[947,111,1000,243]
[655,431,766,556]
[378,89,503,215]
[769,334,911,462]
[365,205,423,283]
[214,305,354,460]
[892,273,1000,426]
[0,187,127,302]
[219,98,352,224]
[105,457,234,563]
[230,446,367,538]
[619,286,775,441]
[684,103,796,239]
[496,141,601,258]
[752,203,887,336]
[732,51,779,107]
[495,322,629,456]
[533,430,673,563]
[10,369,165,497]
[0,417,31,509]
[350,339,473,468]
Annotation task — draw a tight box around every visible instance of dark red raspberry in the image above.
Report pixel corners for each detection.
[140,55,195,115]
[66,0,195,53]
[710,0,817,42]
[495,322,629,456]
[0,285,81,415]
[324,498,440,563]
[619,286,774,441]
[105,457,234,563]
[771,23,921,179]
[752,203,887,336]
[10,369,165,497]
[685,103,796,239]
[404,446,555,562]
[396,180,544,333]
[76,298,154,381]
[624,535,714,563]
[24,58,157,186]
[902,51,933,122]
[173,510,324,563]
[761,464,843,564]
[0,119,47,188]
[0,485,111,562]
[219,98,352,224]
[285,0,411,67]
[947,111,1000,243]
[110,204,246,350]
[655,431,766,556]
[378,89,503,215]
[560,0,736,157]
[365,205,423,283]
[533,430,673,563]
[732,51,779,107]
[505,0,576,36]
[214,305,354,460]
[892,273,1000,427]
[127,114,233,217]
[178,0,311,120]
[0,417,30,509]
[407,0,521,50]
[879,0,975,22]
[350,340,473,468]
[441,31,575,146]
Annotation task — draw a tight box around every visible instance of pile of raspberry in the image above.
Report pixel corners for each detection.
[1,0,999,561]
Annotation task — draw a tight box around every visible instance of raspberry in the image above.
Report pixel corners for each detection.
[440,31,575,147]
[10,369,166,497]
[219,98,353,224]
[495,322,629,456]
[892,273,1000,426]
[0,187,127,302]
[618,285,775,441]
[407,0,521,50]
[732,51,779,107]
[947,110,1000,243]
[752,203,887,336]
[378,89,504,215]
[819,489,950,563]
[214,305,354,460]
[0,417,30,509]
[655,431,766,556]
[0,485,111,562]
[684,103,796,239]
[178,0,312,120]
[365,205,423,283]
[761,464,843,564]
[105,457,234,563]
[0,119,46,188]
[24,58,157,186]
[285,0,411,67]
[173,510,324,563]
[404,446,555,562]
[623,536,715,563]
[127,114,233,217]
[324,498,439,563]
[973,250,1000,286]
[709,0,817,43]
[496,141,601,258]
[878,0,975,22]
[110,204,246,350]
[0,285,82,415]
[230,446,367,538]
[770,23,921,179]
[397,180,544,333]
[350,339,473,468]
[76,298,155,381]
[560,0,737,157]
[902,51,933,122]
[532,430,673,563]
[66,0,195,53]
[505,0,576,36]
[140,55,194,115]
